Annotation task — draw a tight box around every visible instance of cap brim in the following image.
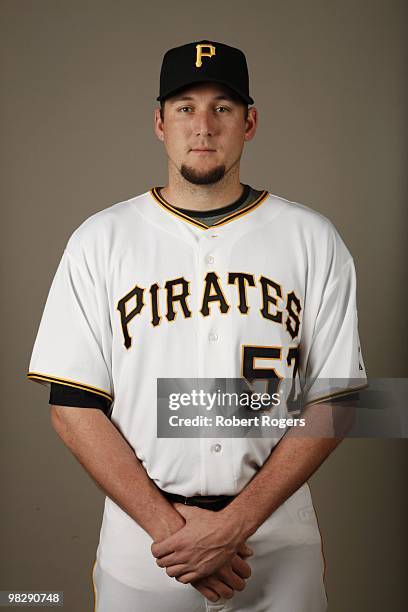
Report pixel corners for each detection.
[157,77,254,105]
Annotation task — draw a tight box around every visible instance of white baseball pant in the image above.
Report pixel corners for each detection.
[91,494,328,611]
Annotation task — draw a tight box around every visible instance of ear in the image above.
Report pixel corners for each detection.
[244,107,258,142]
[154,107,165,142]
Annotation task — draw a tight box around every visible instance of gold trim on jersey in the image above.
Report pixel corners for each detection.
[27,372,113,402]
[150,187,270,230]
[91,559,97,612]
[303,382,369,407]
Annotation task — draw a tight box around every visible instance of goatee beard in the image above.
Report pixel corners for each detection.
[180,164,226,185]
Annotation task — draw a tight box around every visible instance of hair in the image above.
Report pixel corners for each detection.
[159,89,249,122]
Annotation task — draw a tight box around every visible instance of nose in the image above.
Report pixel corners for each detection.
[193,110,216,137]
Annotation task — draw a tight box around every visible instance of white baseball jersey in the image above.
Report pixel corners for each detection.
[28,188,367,590]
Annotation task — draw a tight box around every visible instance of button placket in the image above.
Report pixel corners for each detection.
[197,232,222,369]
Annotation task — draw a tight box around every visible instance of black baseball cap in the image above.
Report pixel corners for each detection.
[157,40,254,105]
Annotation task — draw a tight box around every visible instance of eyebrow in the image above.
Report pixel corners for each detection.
[169,94,236,103]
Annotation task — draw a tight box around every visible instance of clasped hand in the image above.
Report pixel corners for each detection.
[151,502,253,602]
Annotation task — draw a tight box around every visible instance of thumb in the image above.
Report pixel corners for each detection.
[173,502,199,519]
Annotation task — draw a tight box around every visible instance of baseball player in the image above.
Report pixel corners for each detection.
[27,40,368,611]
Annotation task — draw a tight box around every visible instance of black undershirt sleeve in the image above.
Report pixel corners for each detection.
[48,386,358,418]
[49,383,112,417]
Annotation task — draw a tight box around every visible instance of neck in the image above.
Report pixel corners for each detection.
[160,161,244,211]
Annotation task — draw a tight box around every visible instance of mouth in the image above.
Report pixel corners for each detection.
[190,148,217,155]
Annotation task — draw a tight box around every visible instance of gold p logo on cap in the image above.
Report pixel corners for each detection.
[195,44,216,68]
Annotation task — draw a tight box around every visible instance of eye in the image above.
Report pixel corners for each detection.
[178,106,192,113]
[215,106,230,113]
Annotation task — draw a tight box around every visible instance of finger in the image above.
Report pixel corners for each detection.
[237,542,254,557]
[165,564,190,578]
[155,553,188,568]
[231,555,252,579]
[202,576,234,600]
[151,538,176,559]
[192,582,220,603]
[216,566,245,591]
[175,571,201,584]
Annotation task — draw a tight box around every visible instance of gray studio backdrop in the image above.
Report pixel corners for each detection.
[1,1,407,611]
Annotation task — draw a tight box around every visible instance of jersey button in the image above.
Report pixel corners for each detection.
[206,254,215,265]
[211,443,222,453]
[208,332,219,342]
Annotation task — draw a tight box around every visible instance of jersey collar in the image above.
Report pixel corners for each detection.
[150,187,269,230]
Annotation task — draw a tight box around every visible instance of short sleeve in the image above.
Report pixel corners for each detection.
[27,248,113,404]
[299,257,368,406]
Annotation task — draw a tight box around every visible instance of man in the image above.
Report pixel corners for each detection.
[27,40,367,611]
